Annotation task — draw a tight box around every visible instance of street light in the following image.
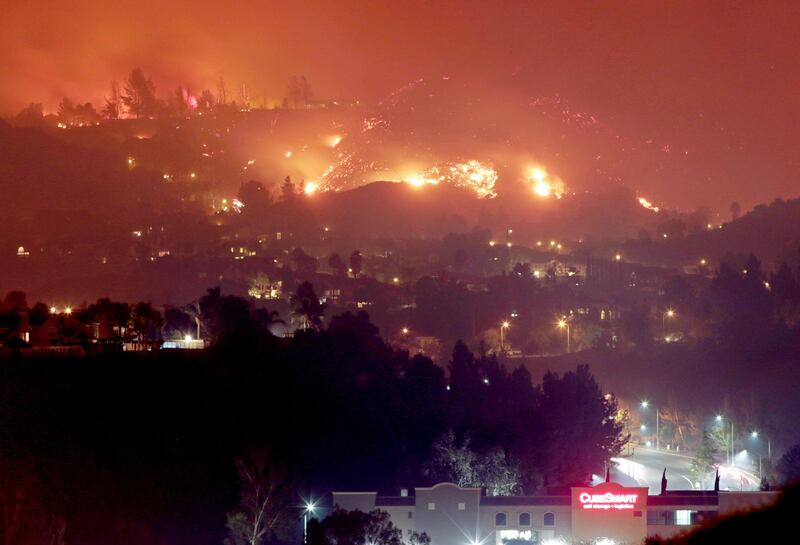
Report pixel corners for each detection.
[303,501,317,544]
[500,321,510,352]
[715,414,735,467]
[662,309,676,333]
[557,318,570,353]
[750,430,771,461]
[641,401,660,450]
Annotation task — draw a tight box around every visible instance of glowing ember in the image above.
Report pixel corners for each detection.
[304,181,318,195]
[327,135,343,148]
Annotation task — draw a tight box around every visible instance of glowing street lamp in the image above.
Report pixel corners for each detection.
[750,430,771,459]
[500,321,510,352]
[401,327,409,335]
[49,306,57,313]
[662,309,676,333]
[303,501,316,544]
[715,414,736,466]
[64,307,72,315]
[557,318,570,353]
[641,400,660,449]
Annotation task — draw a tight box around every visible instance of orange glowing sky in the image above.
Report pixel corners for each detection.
[3,0,800,208]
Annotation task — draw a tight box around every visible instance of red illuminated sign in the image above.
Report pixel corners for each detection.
[578,491,639,510]
[572,483,646,513]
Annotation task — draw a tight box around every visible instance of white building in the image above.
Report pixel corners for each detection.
[333,481,779,545]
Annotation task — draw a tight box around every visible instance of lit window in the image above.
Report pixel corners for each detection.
[496,513,507,526]
[519,513,531,526]
[543,513,555,526]
[676,510,692,525]
[458,502,466,511]
[428,502,435,511]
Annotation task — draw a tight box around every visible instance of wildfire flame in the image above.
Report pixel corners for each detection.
[402,160,497,198]
[526,166,564,198]
[638,197,660,212]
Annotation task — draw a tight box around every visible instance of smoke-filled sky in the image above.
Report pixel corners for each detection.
[3,0,800,209]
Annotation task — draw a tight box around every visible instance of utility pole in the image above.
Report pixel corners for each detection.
[656,408,660,450]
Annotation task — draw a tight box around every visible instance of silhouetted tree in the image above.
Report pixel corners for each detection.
[771,262,799,304]
[197,89,216,112]
[122,68,158,118]
[28,302,50,327]
[238,180,272,212]
[163,307,193,340]
[423,429,520,495]
[690,429,719,484]
[778,443,800,486]
[530,365,626,486]
[131,302,163,343]
[13,103,43,127]
[199,287,256,345]
[280,176,296,202]
[225,449,295,545]
[319,509,401,545]
[57,97,75,122]
[328,253,347,277]
[3,291,27,311]
[290,282,326,330]
[102,80,122,119]
[349,251,363,278]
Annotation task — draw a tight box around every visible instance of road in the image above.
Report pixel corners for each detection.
[605,446,760,493]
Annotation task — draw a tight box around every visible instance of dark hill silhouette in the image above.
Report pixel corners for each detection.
[295,181,661,241]
[628,197,800,268]
[0,119,173,216]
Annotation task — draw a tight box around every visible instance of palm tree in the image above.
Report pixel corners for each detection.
[289,282,326,330]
